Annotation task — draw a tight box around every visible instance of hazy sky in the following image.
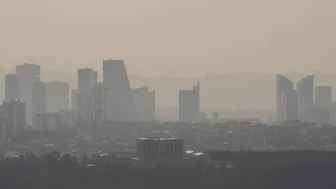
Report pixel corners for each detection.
[1,0,336,76]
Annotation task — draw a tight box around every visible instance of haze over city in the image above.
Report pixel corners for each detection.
[3,1,336,189]
[2,0,336,75]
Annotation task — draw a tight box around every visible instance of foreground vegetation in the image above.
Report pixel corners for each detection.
[1,151,336,189]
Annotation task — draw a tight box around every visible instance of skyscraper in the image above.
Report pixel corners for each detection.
[32,81,46,116]
[315,86,332,109]
[132,87,156,122]
[92,83,118,121]
[276,75,294,123]
[297,74,314,122]
[4,74,20,103]
[179,82,200,123]
[282,90,298,121]
[45,81,69,113]
[103,60,136,121]
[16,63,40,125]
[77,68,97,121]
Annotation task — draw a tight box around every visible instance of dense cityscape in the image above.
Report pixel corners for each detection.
[1,61,336,188]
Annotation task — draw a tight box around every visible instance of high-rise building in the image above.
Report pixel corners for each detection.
[315,86,332,109]
[282,90,298,121]
[4,74,20,102]
[0,100,26,134]
[132,87,155,122]
[16,63,40,125]
[32,81,46,116]
[103,60,136,121]
[297,74,314,122]
[92,83,118,121]
[179,82,200,123]
[45,81,69,113]
[77,68,97,121]
[71,89,78,111]
[276,75,294,123]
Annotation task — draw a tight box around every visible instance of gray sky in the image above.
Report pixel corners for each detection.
[1,0,336,76]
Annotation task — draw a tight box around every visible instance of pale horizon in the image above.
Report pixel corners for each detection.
[2,0,336,76]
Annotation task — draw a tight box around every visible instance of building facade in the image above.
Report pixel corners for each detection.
[297,74,315,122]
[4,74,20,103]
[276,75,294,123]
[77,68,97,121]
[132,87,155,122]
[103,60,136,121]
[282,90,298,121]
[315,86,332,109]
[179,82,200,123]
[45,81,70,113]
[136,138,184,159]
[16,63,40,125]
[32,81,46,116]
[32,113,62,131]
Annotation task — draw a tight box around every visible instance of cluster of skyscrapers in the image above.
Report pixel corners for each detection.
[276,74,333,124]
[0,60,202,142]
[74,60,156,122]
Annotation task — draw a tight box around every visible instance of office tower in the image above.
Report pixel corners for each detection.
[77,68,97,121]
[71,89,78,111]
[32,81,46,116]
[4,74,20,102]
[213,112,219,121]
[132,87,156,122]
[282,90,298,121]
[276,75,294,123]
[45,81,69,113]
[0,100,26,133]
[315,86,332,109]
[314,106,330,124]
[297,74,314,122]
[103,60,136,121]
[92,83,118,121]
[179,82,200,123]
[32,113,61,131]
[16,63,40,125]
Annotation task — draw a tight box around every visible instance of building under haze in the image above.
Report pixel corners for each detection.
[16,63,40,125]
[179,82,200,123]
[92,83,118,121]
[4,74,20,103]
[282,90,298,121]
[32,113,61,131]
[136,138,184,159]
[297,74,315,122]
[132,87,155,122]
[77,68,97,121]
[0,100,25,134]
[32,81,46,116]
[45,81,69,113]
[103,60,136,121]
[315,86,332,109]
[276,75,294,123]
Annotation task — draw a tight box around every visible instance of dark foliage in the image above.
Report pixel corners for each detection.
[1,151,336,189]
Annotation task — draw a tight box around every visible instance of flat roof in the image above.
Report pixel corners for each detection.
[137,138,178,140]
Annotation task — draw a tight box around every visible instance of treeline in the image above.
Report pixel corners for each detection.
[1,151,336,189]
